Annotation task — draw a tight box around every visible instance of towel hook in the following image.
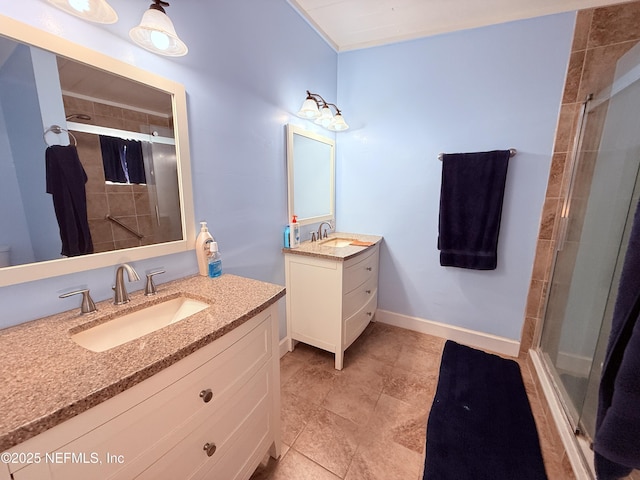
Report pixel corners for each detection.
[43,125,77,147]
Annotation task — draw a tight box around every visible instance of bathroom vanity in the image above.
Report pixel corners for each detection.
[283,233,382,370]
[0,275,284,480]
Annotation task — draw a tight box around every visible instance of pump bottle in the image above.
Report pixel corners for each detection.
[290,215,300,248]
[195,221,214,276]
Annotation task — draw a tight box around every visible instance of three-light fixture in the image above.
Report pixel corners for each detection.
[45,0,188,57]
[297,91,349,131]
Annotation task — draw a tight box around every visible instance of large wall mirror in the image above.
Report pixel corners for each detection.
[0,15,195,287]
[286,124,335,226]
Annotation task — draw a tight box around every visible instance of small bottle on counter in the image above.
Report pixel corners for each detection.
[208,242,222,278]
[290,215,300,248]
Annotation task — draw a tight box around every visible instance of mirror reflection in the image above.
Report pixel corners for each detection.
[0,35,182,268]
[286,124,335,226]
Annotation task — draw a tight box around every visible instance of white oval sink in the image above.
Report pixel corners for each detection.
[70,297,211,352]
[319,237,354,248]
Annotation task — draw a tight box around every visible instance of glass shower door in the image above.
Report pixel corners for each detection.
[539,60,640,436]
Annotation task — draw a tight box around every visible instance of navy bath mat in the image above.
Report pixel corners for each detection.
[424,341,547,480]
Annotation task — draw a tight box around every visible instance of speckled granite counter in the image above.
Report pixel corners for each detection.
[0,274,285,451]
[282,232,383,261]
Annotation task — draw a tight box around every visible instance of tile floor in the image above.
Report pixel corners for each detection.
[250,321,576,480]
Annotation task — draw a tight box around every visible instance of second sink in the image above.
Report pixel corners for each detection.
[71,296,211,352]
[319,237,354,248]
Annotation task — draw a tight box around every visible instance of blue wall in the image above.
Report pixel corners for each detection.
[0,1,574,343]
[336,13,574,340]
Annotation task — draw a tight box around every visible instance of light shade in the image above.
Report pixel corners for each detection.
[129,7,188,57]
[297,98,320,119]
[315,106,334,128]
[46,0,118,24]
[328,113,349,131]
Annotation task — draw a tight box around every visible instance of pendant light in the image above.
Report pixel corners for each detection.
[46,0,118,24]
[296,91,349,132]
[129,0,188,57]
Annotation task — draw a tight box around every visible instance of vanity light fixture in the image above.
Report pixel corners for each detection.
[129,0,188,57]
[297,91,349,131]
[46,0,118,24]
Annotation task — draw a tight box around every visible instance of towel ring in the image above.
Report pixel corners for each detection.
[43,125,77,147]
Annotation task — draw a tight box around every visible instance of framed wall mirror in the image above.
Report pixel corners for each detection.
[286,124,335,226]
[0,15,195,287]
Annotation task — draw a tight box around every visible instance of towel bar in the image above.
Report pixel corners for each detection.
[438,148,517,161]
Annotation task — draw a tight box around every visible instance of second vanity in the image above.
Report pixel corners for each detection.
[283,233,382,370]
[0,274,285,480]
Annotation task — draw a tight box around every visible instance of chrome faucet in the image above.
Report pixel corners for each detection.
[316,221,333,241]
[113,264,140,305]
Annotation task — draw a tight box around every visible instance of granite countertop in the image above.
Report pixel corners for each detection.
[0,274,285,451]
[282,232,383,261]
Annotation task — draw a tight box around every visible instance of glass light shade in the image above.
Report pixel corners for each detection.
[315,106,334,128]
[46,0,118,24]
[328,113,349,131]
[297,98,320,119]
[129,8,188,57]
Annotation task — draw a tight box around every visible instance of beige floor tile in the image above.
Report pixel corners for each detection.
[382,366,438,410]
[292,408,362,478]
[281,389,320,446]
[253,449,341,480]
[365,393,428,454]
[282,363,339,405]
[345,435,424,480]
[322,377,381,426]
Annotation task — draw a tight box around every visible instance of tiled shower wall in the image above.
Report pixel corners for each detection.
[62,95,173,253]
[520,0,640,356]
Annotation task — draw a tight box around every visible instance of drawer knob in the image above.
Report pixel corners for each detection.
[199,389,213,403]
[203,442,217,457]
[365,289,372,294]
[366,267,372,271]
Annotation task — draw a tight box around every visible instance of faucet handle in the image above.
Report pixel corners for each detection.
[59,289,97,315]
[145,270,165,296]
[311,232,317,242]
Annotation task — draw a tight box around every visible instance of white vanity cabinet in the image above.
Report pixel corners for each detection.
[285,243,379,370]
[6,306,280,480]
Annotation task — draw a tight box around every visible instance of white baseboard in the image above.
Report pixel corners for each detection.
[529,349,594,479]
[375,309,520,357]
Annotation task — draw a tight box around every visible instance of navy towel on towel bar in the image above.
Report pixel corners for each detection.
[438,150,510,270]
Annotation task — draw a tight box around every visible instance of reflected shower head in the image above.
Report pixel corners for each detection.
[66,114,92,121]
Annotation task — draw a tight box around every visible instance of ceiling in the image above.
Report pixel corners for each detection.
[288,0,626,52]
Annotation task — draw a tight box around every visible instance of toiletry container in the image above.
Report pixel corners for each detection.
[195,222,214,276]
[284,224,291,248]
[291,215,300,248]
[0,245,9,267]
[208,242,222,278]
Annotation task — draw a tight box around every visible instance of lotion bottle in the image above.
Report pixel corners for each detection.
[195,221,214,276]
[290,215,300,248]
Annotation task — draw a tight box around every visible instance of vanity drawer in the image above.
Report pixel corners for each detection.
[343,245,379,294]
[344,291,378,349]
[43,316,272,480]
[137,363,272,480]
[342,276,377,321]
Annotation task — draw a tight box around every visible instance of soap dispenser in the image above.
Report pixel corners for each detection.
[290,215,300,248]
[195,221,214,276]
